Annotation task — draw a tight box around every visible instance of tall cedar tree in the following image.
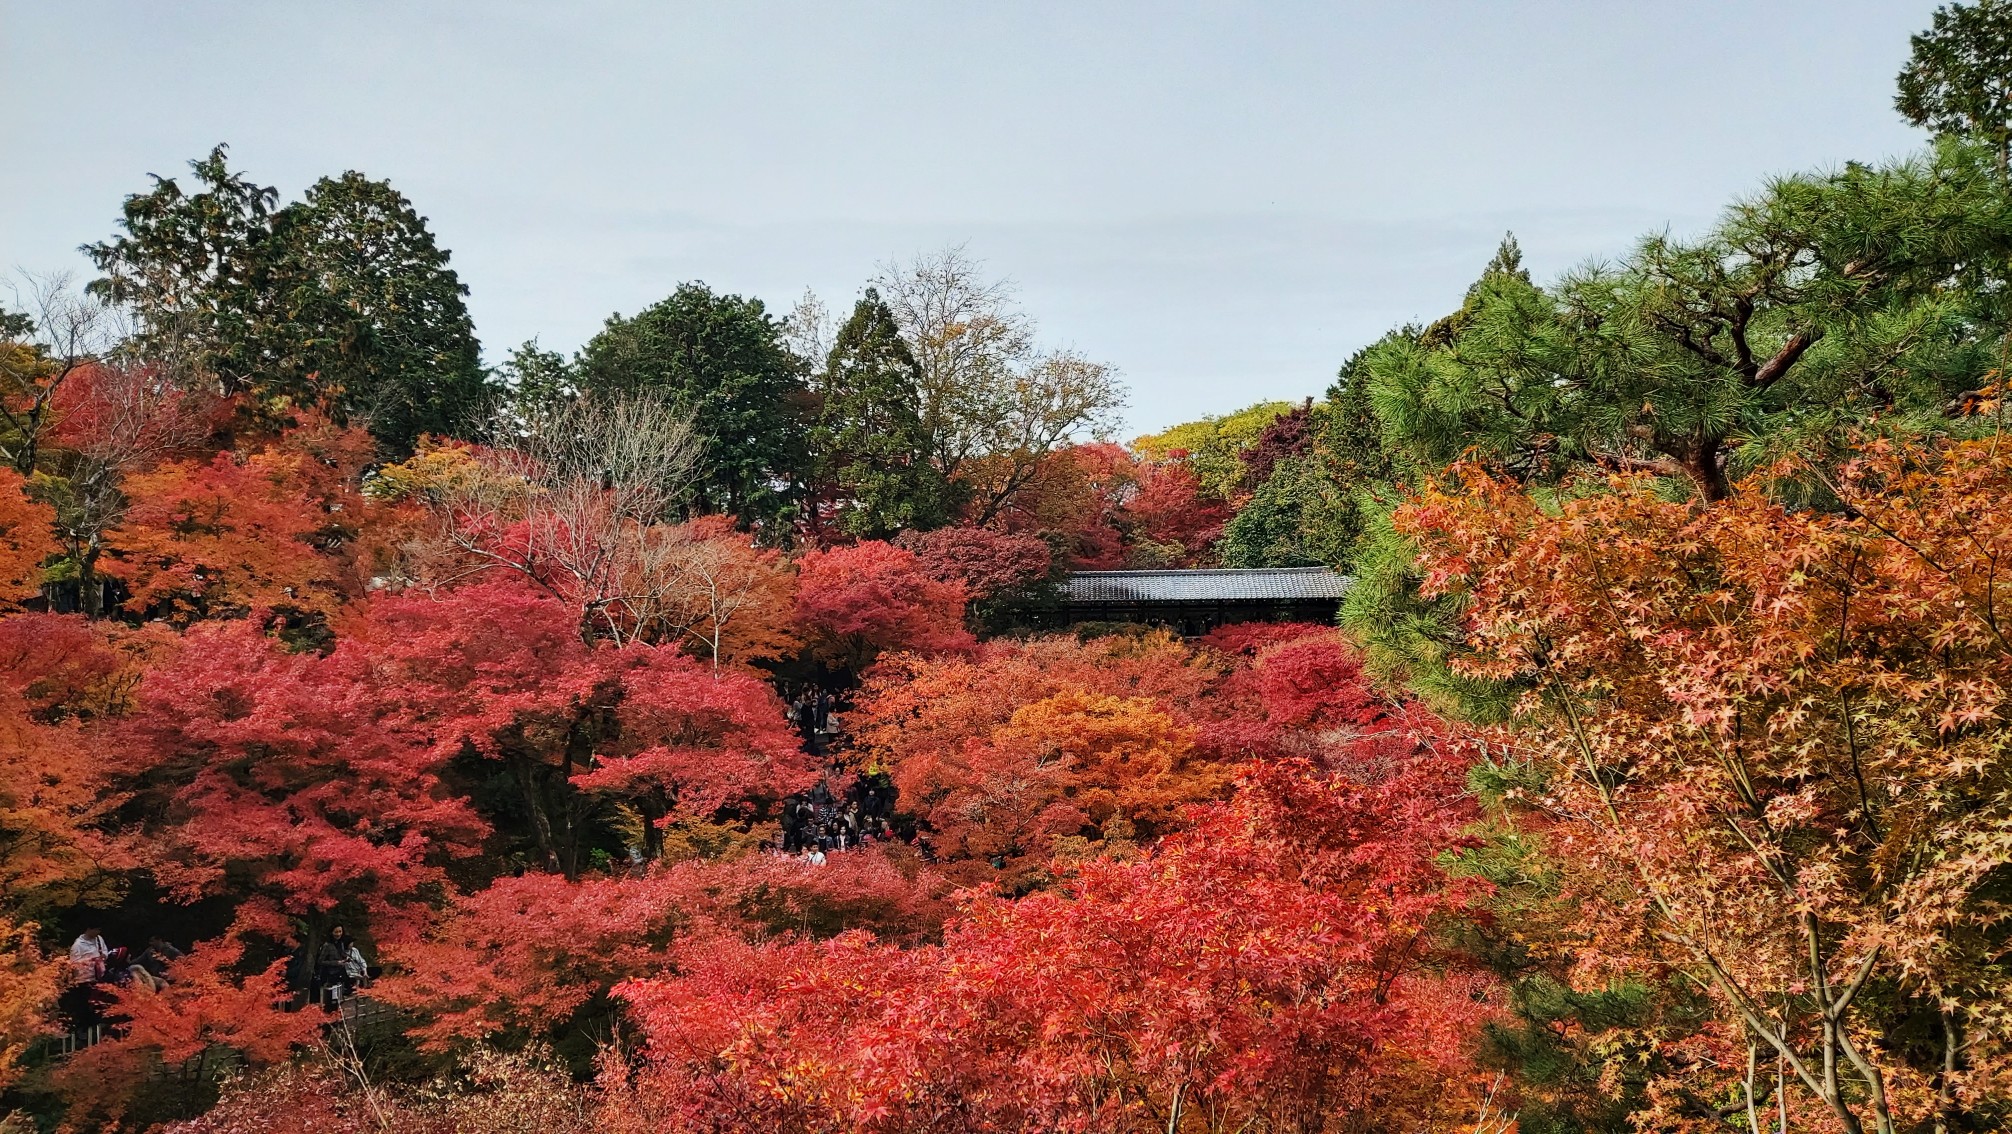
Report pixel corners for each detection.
[84,146,486,451]
[1898,0,2012,175]
[83,147,288,400]
[575,282,810,529]
[810,290,953,539]
[274,172,489,449]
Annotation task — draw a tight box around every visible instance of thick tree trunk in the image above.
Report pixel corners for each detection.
[1680,443,1731,504]
[78,541,104,619]
[509,752,563,874]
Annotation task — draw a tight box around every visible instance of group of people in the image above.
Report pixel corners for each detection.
[786,684,840,755]
[294,925,372,1009]
[68,927,182,995]
[777,683,911,865]
[777,773,900,865]
[64,923,374,1012]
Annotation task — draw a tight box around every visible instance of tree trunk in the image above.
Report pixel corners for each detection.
[509,752,563,874]
[1679,441,1731,503]
[78,540,104,619]
[638,794,665,862]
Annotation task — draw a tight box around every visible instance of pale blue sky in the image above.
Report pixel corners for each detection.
[1,1,1932,432]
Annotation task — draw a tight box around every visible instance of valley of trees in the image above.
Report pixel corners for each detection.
[3,5,2012,1131]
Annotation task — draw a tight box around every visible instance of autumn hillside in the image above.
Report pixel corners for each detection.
[4,7,2012,1133]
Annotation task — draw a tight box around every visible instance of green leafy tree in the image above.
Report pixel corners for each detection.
[1363,152,2012,502]
[1216,455,1335,568]
[1217,351,1408,570]
[492,339,575,434]
[811,290,952,539]
[276,172,489,449]
[1898,0,2012,174]
[576,282,810,528]
[0,302,32,342]
[83,146,489,450]
[83,145,290,398]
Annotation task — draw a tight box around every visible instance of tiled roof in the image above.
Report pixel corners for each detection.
[1061,568,1352,604]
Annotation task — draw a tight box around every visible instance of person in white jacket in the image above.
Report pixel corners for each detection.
[69,928,110,982]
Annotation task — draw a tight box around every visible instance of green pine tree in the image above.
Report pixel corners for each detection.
[812,290,952,539]
[1362,150,2012,503]
[1898,0,2012,175]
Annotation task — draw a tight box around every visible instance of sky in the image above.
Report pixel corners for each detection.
[1,1,1935,434]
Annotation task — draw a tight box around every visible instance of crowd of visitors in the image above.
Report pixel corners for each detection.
[777,779,898,863]
[786,684,839,755]
[777,684,902,866]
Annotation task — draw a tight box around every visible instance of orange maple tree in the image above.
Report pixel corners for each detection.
[107,426,362,622]
[0,470,54,605]
[1398,435,2012,1132]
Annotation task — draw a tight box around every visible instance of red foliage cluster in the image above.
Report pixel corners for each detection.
[793,540,974,668]
[1238,399,1315,488]
[980,442,1233,569]
[893,525,1052,600]
[127,619,488,932]
[607,752,1488,1134]
[0,391,1502,1131]
[378,845,948,1050]
[850,626,1407,887]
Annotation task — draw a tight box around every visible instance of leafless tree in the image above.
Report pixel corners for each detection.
[875,246,1037,482]
[966,348,1124,525]
[0,273,122,474]
[439,391,706,643]
[779,288,835,381]
[875,246,1125,522]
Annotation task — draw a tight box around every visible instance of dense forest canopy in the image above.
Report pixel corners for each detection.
[3,5,2012,1133]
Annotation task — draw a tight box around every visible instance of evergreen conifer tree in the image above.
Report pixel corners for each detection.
[279,172,489,450]
[811,291,952,539]
[84,146,490,451]
[1898,0,2012,175]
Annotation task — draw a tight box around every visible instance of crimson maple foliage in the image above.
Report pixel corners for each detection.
[608,752,1490,1134]
[1126,458,1232,564]
[792,539,973,669]
[0,614,127,910]
[976,443,1122,567]
[355,576,817,871]
[893,525,1052,602]
[125,618,489,938]
[109,429,361,621]
[379,846,946,1050]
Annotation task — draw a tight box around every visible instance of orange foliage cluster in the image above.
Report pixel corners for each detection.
[1399,436,2012,1131]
